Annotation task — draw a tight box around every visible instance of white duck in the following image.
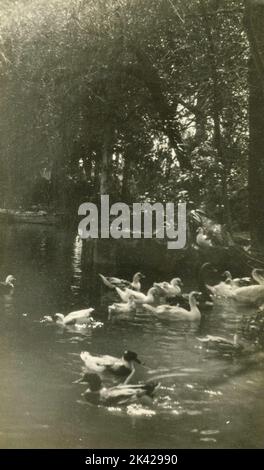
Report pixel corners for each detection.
[206,277,235,298]
[116,287,159,305]
[79,350,141,377]
[0,275,16,294]
[231,284,264,307]
[43,308,95,326]
[197,334,244,354]
[153,278,183,298]
[196,227,213,248]
[251,268,264,285]
[143,291,201,321]
[222,271,251,288]
[108,296,136,319]
[81,373,160,407]
[99,272,144,291]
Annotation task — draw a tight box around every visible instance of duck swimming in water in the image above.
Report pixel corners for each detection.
[43,308,95,326]
[196,227,213,248]
[0,275,16,295]
[108,296,136,319]
[206,276,235,298]
[251,269,264,285]
[222,271,251,288]
[99,272,145,291]
[81,373,160,407]
[153,278,183,298]
[230,284,264,307]
[79,350,142,377]
[197,334,244,356]
[116,287,159,305]
[143,291,201,321]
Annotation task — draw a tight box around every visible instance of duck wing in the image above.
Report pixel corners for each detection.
[116,382,160,398]
[64,308,94,324]
[198,335,242,353]
[234,285,264,305]
[206,282,233,297]
[102,386,142,406]
[99,274,131,289]
[125,289,145,301]
[115,287,131,302]
[104,362,130,376]
[80,352,118,370]
[162,305,189,316]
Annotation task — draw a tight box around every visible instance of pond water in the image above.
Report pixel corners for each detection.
[0,224,264,449]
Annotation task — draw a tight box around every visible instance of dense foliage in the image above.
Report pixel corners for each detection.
[0,0,260,237]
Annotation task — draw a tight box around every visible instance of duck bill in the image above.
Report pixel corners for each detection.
[73,377,85,384]
[135,358,145,365]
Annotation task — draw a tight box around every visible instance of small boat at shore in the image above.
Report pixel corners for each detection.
[0,208,64,226]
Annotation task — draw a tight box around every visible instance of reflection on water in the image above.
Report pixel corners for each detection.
[0,224,264,449]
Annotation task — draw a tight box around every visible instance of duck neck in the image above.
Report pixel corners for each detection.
[122,358,130,368]
[147,289,155,300]
[189,294,201,320]
[124,364,135,385]
[198,265,211,298]
[189,294,199,311]
[171,280,181,292]
[252,269,264,285]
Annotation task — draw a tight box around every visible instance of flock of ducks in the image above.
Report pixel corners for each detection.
[1,261,264,407]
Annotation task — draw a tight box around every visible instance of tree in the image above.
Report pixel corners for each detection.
[245,0,264,247]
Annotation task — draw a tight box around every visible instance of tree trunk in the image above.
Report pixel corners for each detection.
[100,125,113,196]
[195,93,207,144]
[245,0,264,248]
[199,0,232,227]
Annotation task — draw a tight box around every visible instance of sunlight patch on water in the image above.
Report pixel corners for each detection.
[204,389,223,397]
[201,429,220,436]
[200,437,217,443]
[127,405,156,417]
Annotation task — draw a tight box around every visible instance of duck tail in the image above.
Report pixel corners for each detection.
[98,274,114,289]
[142,304,156,314]
[80,351,92,365]
[115,286,125,299]
[205,284,215,295]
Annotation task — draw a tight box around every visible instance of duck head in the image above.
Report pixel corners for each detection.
[133,272,145,281]
[80,373,102,392]
[53,313,65,323]
[189,291,202,304]
[171,278,183,287]
[5,275,16,287]
[222,271,232,281]
[123,350,141,364]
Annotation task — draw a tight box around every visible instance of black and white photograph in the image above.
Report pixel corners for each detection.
[0,0,264,452]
